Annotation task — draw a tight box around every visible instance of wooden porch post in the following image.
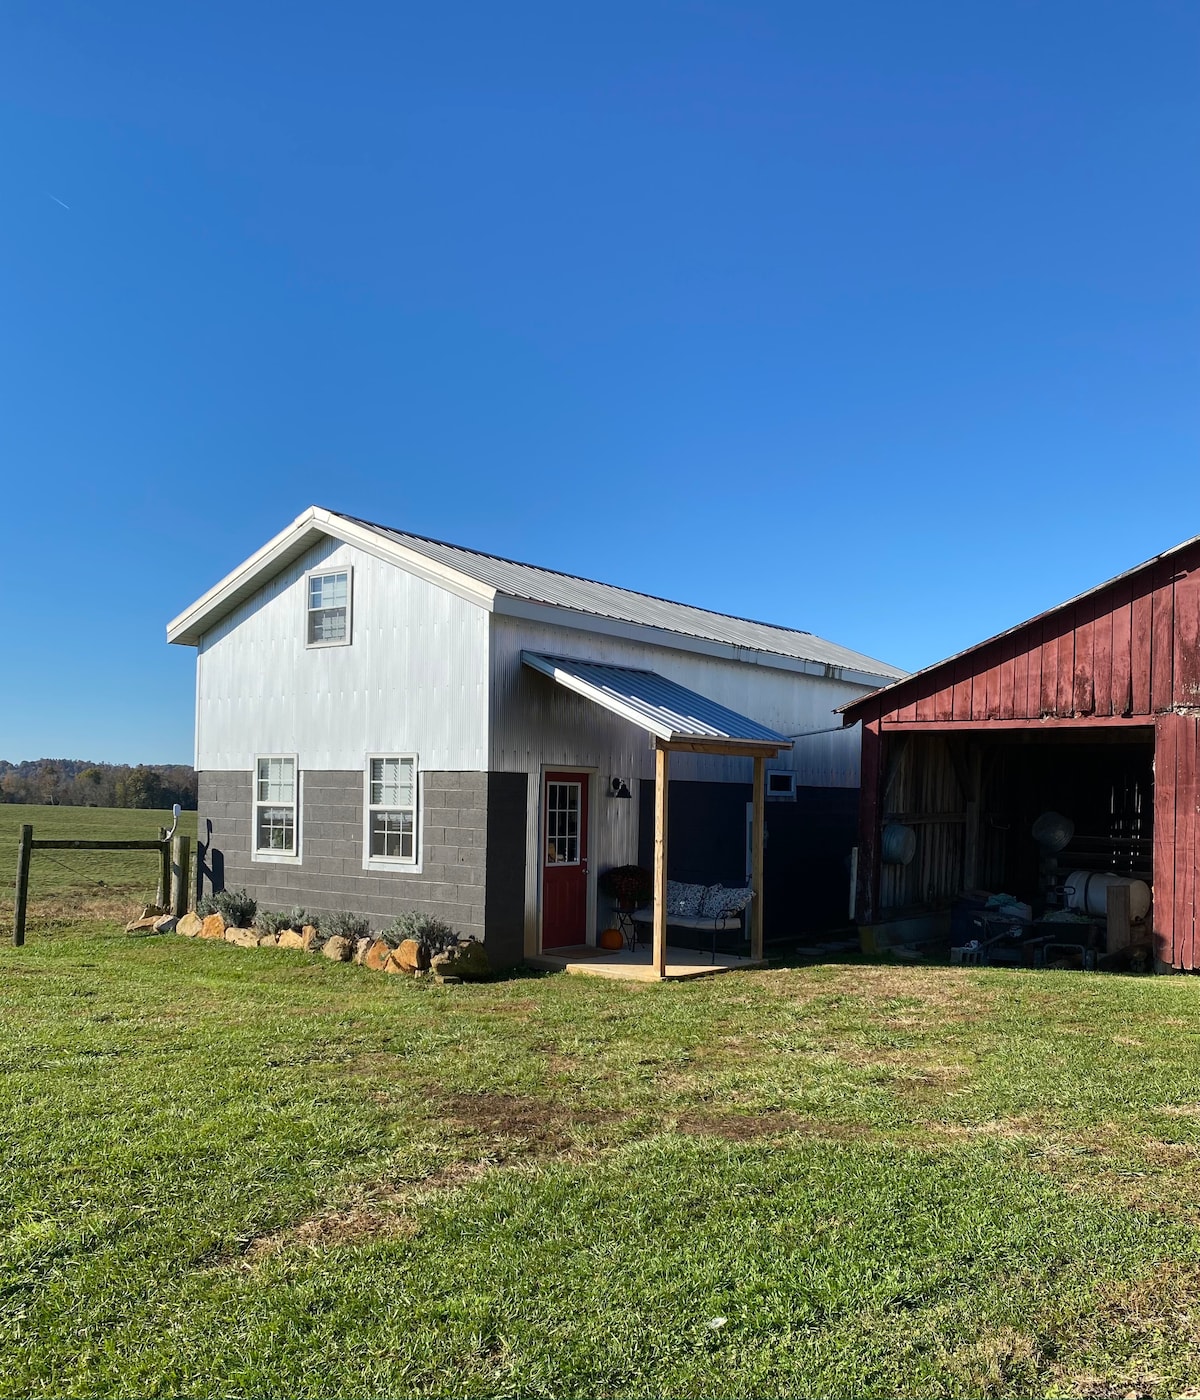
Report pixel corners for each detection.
[653,742,669,979]
[751,755,765,961]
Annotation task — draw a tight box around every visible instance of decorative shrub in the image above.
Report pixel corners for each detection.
[196,888,257,927]
[598,864,652,909]
[382,910,459,956]
[323,910,371,942]
[253,908,312,937]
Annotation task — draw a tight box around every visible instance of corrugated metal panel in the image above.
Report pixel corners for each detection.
[339,512,903,680]
[196,538,489,772]
[521,653,793,747]
[490,614,881,953]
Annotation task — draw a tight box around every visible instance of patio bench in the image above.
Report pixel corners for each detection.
[628,881,755,963]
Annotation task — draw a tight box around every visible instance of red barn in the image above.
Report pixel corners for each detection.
[842,536,1200,971]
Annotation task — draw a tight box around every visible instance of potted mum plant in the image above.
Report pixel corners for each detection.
[598,864,652,911]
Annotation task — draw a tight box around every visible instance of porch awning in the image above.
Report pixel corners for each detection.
[521,652,792,756]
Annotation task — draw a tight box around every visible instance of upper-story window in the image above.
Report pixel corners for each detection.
[306,568,352,647]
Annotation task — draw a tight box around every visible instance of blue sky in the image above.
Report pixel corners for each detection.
[2,1,1197,763]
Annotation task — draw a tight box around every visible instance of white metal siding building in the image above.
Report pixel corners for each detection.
[170,507,903,964]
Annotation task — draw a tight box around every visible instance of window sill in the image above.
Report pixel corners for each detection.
[363,857,421,874]
[252,851,302,865]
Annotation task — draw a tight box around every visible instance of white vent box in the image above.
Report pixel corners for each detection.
[766,771,796,801]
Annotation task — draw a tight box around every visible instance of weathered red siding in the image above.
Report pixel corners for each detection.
[846,540,1200,971]
[1154,713,1200,972]
[855,548,1200,731]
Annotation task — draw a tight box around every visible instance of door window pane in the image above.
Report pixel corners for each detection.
[545,782,581,864]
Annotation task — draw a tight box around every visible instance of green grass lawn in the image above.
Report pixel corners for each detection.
[4,904,1200,1399]
[0,805,198,931]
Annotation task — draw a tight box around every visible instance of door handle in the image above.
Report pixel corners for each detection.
[582,858,589,874]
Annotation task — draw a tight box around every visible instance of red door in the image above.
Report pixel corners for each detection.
[542,772,589,949]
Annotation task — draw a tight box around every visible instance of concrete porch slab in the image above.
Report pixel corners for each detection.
[526,944,766,981]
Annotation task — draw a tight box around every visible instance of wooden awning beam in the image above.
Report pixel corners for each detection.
[661,739,785,757]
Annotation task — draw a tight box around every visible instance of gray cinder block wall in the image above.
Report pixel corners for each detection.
[196,770,527,967]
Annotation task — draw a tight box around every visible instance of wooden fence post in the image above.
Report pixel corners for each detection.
[170,834,191,918]
[156,828,170,908]
[13,824,32,947]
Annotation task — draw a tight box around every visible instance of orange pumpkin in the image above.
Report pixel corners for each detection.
[599,927,624,950]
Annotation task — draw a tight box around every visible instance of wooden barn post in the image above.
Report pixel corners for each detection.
[13,823,32,947]
[857,714,883,926]
[751,754,765,962]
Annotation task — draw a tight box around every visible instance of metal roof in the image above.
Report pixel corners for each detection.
[522,652,794,750]
[340,512,903,681]
[168,506,905,682]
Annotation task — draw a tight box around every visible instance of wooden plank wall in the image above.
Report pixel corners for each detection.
[876,735,965,916]
[1154,713,1200,971]
[867,551,1200,726]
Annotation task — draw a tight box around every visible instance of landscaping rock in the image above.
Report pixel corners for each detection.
[140,905,167,920]
[152,915,178,934]
[277,929,305,950]
[125,916,160,933]
[353,937,374,965]
[322,935,352,962]
[199,913,226,940]
[176,912,204,938]
[225,927,259,948]
[430,938,490,981]
[364,939,392,972]
[257,932,279,948]
[301,925,323,953]
[386,940,428,974]
[393,938,430,974]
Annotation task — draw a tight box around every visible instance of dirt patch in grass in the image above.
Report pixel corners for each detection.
[221,1164,493,1268]
[443,1091,614,1155]
[789,962,997,1014]
[672,1110,874,1143]
[1052,1262,1200,1397]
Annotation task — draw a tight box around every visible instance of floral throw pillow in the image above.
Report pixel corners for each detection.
[700,885,754,919]
[666,881,706,917]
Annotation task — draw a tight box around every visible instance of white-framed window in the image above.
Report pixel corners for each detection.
[544,780,582,865]
[364,755,417,866]
[306,567,352,647]
[254,755,300,861]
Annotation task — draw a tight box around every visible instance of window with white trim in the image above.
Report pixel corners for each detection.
[306,568,351,646]
[255,756,298,856]
[366,755,417,863]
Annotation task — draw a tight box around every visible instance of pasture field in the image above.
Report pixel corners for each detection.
[3,899,1200,1396]
[0,804,198,929]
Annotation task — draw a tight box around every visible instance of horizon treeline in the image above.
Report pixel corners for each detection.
[0,759,197,810]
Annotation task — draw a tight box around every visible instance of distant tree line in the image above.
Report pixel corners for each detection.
[0,759,197,810]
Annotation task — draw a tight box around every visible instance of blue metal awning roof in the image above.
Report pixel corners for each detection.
[521,652,792,752]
